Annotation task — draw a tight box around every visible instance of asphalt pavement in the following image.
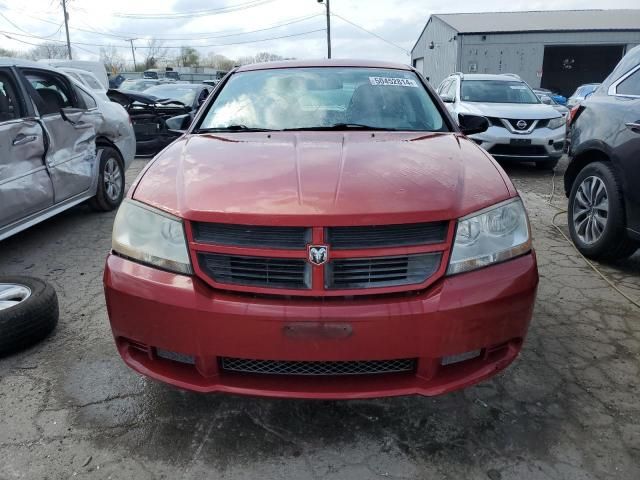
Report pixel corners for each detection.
[0,157,638,480]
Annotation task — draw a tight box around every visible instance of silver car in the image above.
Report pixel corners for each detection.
[437,73,566,169]
[0,58,135,241]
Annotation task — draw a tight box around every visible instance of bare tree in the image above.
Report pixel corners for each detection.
[203,53,235,71]
[0,47,17,57]
[176,46,200,68]
[28,42,69,60]
[100,45,126,74]
[253,52,284,63]
[142,39,168,70]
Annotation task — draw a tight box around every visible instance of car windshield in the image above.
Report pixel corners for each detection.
[198,67,447,132]
[120,80,157,92]
[461,80,540,104]
[144,85,198,105]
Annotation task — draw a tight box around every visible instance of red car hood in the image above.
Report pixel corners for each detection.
[132,132,514,226]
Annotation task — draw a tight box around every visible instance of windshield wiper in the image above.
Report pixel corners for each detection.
[195,125,278,133]
[283,123,396,131]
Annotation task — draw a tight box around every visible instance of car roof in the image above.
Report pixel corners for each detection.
[0,57,62,72]
[459,74,524,82]
[236,58,412,72]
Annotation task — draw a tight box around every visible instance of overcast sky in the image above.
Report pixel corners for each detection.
[1,0,638,64]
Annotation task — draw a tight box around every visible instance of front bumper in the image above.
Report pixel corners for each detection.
[104,252,538,399]
[471,125,565,161]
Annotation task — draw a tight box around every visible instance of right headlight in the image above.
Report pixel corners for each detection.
[547,116,565,129]
[112,199,193,275]
[447,198,531,275]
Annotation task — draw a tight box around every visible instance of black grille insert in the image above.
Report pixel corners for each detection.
[326,253,441,289]
[326,222,447,249]
[192,223,310,249]
[220,357,417,376]
[198,253,310,289]
[489,145,548,157]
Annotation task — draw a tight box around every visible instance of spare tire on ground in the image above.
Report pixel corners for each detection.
[0,276,59,356]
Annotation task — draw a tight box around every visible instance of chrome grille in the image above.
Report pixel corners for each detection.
[198,253,310,289]
[192,223,310,249]
[326,253,441,289]
[220,357,417,376]
[326,222,447,249]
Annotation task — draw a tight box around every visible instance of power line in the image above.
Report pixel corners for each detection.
[330,12,410,55]
[0,11,62,38]
[115,0,276,19]
[0,27,326,49]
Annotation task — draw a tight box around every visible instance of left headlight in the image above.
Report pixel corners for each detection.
[547,116,565,129]
[447,198,531,275]
[112,199,193,275]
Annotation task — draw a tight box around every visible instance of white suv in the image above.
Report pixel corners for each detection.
[437,73,566,169]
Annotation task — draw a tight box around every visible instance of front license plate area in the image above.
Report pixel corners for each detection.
[510,138,532,145]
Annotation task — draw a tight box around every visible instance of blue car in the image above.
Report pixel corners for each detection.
[533,88,567,105]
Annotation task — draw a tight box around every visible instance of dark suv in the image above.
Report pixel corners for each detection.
[565,46,640,260]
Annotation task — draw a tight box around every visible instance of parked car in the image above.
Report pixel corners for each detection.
[107,89,193,155]
[118,79,160,92]
[0,58,135,241]
[564,45,640,260]
[104,59,539,399]
[38,59,109,90]
[109,73,126,89]
[143,83,212,111]
[532,88,567,105]
[438,73,566,169]
[534,92,570,118]
[566,83,600,108]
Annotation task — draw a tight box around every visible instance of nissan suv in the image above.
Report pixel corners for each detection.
[437,73,566,169]
[104,60,538,399]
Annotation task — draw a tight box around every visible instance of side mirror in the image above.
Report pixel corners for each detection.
[166,114,192,133]
[540,95,553,105]
[458,113,489,136]
[440,94,455,103]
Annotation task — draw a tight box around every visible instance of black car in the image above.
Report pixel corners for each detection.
[565,45,640,260]
[108,84,212,155]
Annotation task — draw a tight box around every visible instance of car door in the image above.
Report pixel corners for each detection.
[19,68,99,204]
[0,67,53,231]
[610,66,640,233]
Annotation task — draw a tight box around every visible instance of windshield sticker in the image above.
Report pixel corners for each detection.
[369,77,419,88]
[509,85,528,90]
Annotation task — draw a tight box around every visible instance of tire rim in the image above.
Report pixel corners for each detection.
[0,283,32,311]
[572,175,609,245]
[103,156,123,202]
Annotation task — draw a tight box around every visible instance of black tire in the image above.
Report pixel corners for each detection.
[567,161,638,260]
[88,146,125,212]
[535,158,560,170]
[0,276,59,357]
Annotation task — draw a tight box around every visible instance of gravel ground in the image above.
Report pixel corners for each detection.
[0,156,638,480]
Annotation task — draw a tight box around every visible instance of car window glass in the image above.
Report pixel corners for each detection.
[23,70,77,115]
[617,69,640,96]
[461,80,540,104]
[80,73,102,90]
[200,67,447,132]
[444,79,457,99]
[0,71,23,122]
[76,86,97,109]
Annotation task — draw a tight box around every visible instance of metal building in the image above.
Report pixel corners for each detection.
[411,9,640,95]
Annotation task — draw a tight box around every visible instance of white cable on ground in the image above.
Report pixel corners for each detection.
[547,168,640,309]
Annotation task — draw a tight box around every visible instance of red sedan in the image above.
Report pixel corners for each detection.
[104,60,538,399]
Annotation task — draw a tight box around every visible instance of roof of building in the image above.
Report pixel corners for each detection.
[434,9,640,34]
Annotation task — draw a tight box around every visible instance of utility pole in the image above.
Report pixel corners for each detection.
[128,39,138,70]
[61,0,72,59]
[318,0,331,58]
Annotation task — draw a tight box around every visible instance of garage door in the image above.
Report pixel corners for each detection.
[541,45,624,97]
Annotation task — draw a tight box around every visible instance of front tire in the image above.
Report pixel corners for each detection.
[88,146,125,212]
[567,161,638,260]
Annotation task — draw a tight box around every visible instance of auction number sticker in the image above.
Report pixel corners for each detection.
[369,77,419,88]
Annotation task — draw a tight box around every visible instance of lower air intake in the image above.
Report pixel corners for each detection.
[220,357,417,376]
